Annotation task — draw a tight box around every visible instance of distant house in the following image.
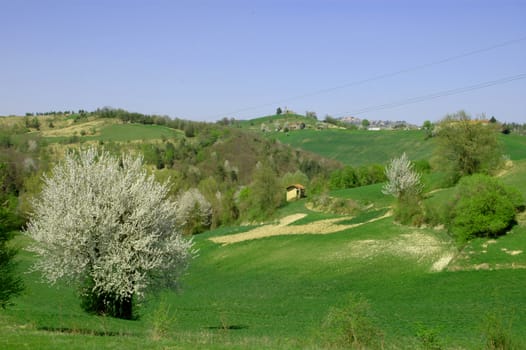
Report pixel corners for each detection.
[286,184,306,201]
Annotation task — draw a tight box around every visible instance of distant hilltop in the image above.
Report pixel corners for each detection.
[340,115,418,130]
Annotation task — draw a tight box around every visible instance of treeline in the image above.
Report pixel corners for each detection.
[501,122,526,135]
[327,159,430,191]
[3,108,343,231]
[329,164,386,190]
[84,122,340,228]
[94,107,212,138]
[135,128,338,227]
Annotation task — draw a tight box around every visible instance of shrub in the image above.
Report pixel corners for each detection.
[321,293,384,349]
[175,188,212,235]
[0,198,24,308]
[395,194,425,226]
[447,174,522,243]
[415,323,443,350]
[308,193,360,215]
[481,310,517,350]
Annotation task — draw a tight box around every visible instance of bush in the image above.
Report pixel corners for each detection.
[321,293,384,349]
[308,193,360,215]
[395,194,424,226]
[175,188,212,235]
[447,174,522,243]
[0,195,24,308]
[481,310,517,350]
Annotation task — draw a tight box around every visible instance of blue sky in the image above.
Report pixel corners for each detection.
[1,0,525,124]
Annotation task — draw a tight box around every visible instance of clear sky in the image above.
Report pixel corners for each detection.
[1,0,525,124]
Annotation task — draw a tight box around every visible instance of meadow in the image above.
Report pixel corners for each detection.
[273,129,435,166]
[3,166,526,349]
[1,118,526,349]
[273,128,526,166]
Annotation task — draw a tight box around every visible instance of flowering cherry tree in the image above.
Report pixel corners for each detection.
[382,153,422,199]
[26,148,194,319]
[175,188,212,235]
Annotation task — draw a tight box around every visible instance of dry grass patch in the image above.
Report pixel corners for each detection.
[210,212,392,245]
[327,231,453,267]
[40,118,119,137]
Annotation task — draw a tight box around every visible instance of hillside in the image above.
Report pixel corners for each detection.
[273,128,434,166]
[0,112,342,226]
[2,112,526,348]
[3,157,526,348]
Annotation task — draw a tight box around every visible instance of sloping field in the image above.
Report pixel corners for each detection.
[273,129,526,166]
[40,118,119,137]
[2,126,526,349]
[41,122,182,143]
[273,129,435,165]
[5,181,525,348]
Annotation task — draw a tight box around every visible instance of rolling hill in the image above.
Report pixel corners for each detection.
[1,112,526,349]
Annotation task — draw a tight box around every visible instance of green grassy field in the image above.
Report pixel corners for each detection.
[272,129,526,166]
[3,156,526,349]
[272,129,435,166]
[3,210,526,349]
[2,122,526,349]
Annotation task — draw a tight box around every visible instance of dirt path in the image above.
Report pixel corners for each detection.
[209,211,392,245]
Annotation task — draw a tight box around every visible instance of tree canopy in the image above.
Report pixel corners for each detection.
[435,111,502,183]
[447,174,522,243]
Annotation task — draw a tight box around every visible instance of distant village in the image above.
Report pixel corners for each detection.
[339,115,419,130]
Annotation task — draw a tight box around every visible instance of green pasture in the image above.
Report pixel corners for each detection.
[3,165,526,348]
[501,133,526,160]
[2,121,526,349]
[273,129,435,166]
[272,129,526,166]
[91,124,181,142]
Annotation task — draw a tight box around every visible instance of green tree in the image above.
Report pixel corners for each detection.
[361,119,370,129]
[422,120,434,139]
[276,107,282,115]
[321,293,384,348]
[0,197,24,308]
[0,163,24,308]
[241,162,283,220]
[184,123,195,138]
[447,174,522,243]
[435,111,502,184]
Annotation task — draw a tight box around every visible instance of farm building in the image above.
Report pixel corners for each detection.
[286,184,305,201]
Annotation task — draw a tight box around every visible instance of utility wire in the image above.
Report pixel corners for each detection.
[213,35,526,118]
[336,73,526,117]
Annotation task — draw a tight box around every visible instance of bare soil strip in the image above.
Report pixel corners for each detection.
[210,212,392,245]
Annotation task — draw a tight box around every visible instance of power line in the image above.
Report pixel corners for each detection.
[336,73,526,117]
[213,35,526,118]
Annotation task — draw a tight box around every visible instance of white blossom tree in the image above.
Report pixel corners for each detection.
[382,153,422,199]
[382,153,423,224]
[176,188,212,235]
[26,148,194,319]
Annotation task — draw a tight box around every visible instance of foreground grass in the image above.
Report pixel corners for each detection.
[3,206,526,349]
[2,133,525,349]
